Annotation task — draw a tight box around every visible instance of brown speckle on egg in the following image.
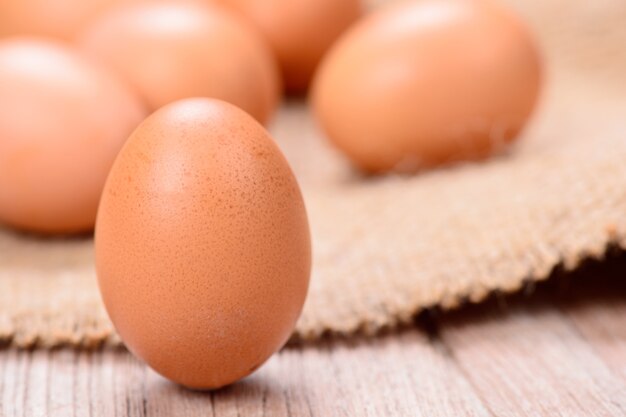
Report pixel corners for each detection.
[95,98,311,389]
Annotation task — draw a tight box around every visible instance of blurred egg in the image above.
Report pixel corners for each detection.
[95,98,311,389]
[78,3,281,124]
[0,38,146,234]
[0,0,146,40]
[219,0,362,93]
[312,0,542,173]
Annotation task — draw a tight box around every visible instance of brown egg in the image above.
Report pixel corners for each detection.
[312,0,542,174]
[0,0,147,40]
[219,0,362,93]
[0,38,146,234]
[78,3,281,124]
[95,98,311,389]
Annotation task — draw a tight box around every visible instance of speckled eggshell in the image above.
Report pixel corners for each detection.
[95,98,311,389]
[0,38,146,234]
[312,0,542,173]
[78,2,281,124]
[219,0,362,93]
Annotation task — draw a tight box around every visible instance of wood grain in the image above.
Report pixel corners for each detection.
[440,298,626,416]
[1,257,626,416]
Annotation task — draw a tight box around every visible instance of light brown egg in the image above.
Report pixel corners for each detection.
[219,0,362,93]
[78,3,281,124]
[0,0,147,40]
[0,38,146,234]
[95,98,311,389]
[312,0,542,174]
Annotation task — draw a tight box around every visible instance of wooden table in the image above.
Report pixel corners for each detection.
[2,255,625,416]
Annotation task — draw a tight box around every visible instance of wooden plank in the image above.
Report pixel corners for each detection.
[0,330,490,416]
[73,351,92,417]
[2,350,29,417]
[282,334,490,417]
[439,292,626,416]
[557,264,626,384]
[566,300,626,384]
[48,350,76,417]
[148,331,490,416]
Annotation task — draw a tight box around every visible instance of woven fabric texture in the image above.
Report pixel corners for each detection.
[1,0,626,347]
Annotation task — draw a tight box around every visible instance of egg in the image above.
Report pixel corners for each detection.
[0,0,146,40]
[312,0,542,173]
[78,3,280,124]
[0,38,146,234]
[95,98,311,389]
[218,0,362,93]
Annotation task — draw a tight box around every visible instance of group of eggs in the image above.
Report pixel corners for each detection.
[0,0,362,234]
[0,0,542,389]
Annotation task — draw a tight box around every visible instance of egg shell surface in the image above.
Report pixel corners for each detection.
[95,98,311,389]
[79,3,281,124]
[0,0,146,40]
[0,38,146,234]
[312,0,542,173]
[220,0,362,92]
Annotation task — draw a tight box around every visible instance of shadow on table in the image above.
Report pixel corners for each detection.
[429,248,626,332]
[147,374,287,413]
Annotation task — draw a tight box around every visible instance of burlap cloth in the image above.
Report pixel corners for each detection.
[1,0,626,348]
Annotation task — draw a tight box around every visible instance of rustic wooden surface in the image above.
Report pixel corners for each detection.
[1,255,626,416]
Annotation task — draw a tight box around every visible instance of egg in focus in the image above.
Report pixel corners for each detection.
[219,0,362,93]
[0,38,146,234]
[312,0,543,174]
[78,2,281,124]
[95,98,311,389]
